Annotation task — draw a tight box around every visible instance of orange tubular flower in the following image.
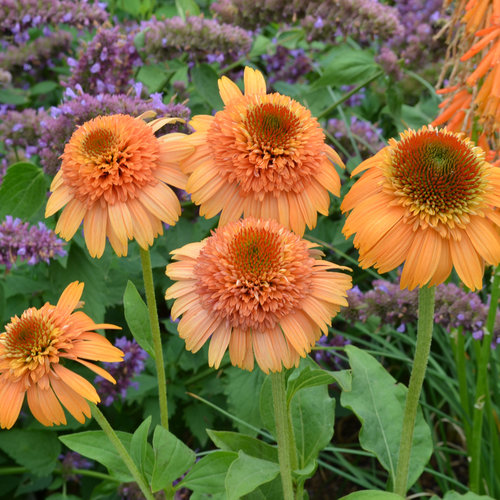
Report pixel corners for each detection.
[341,126,500,291]
[177,67,344,236]
[165,218,351,373]
[0,282,123,429]
[46,114,193,258]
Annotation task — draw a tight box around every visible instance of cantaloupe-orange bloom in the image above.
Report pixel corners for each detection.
[45,114,193,258]
[0,282,123,429]
[176,67,344,236]
[165,218,352,373]
[342,126,500,291]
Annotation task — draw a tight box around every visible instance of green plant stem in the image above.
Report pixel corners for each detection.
[140,247,169,430]
[452,327,471,440]
[271,371,295,500]
[469,266,500,493]
[394,285,436,497]
[90,403,154,500]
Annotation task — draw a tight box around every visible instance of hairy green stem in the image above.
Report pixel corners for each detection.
[271,371,295,500]
[90,403,154,500]
[469,267,500,492]
[140,247,169,430]
[394,285,436,496]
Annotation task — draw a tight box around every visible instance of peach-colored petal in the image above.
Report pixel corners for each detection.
[218,75,243,105]
[83,203,108,258]
[243,67,267,95]
[208,320,232,369]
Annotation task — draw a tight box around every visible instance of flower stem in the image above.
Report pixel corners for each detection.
[90,403,154,500]
[271,371,295,500]
[394,285,436,496]
[469,266,500,493]
[140,247,169,430]
[452,327,471,440]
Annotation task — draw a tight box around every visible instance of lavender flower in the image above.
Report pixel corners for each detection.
[262,45,313,85]
[139,15,252,66]
[0,216,66,271]
[65,26,142,95]
[59,451,93,482]
[95,337,148,406]
[38,89,191,174]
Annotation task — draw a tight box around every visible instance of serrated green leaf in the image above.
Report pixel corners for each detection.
[0,162,47,220]
[151,426,196,492]
[130,416,152,478]
[225,451,280,500]
[123,281,154,356]
[191,64,224,111]
[178,451,238,493]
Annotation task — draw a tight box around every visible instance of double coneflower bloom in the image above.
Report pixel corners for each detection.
[0,282,123,429]
[176,67,344,235]
[342,126,500,291]
[45,114,192,257]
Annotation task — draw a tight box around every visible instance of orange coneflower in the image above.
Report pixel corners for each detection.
[176,67,344,236]
[165,217,351,373]
[45,114,193,258]
[341,126,500,291]
[0,282,123,429]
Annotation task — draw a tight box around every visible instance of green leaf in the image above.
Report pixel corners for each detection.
[130,416,152,478]
[191,64,224,111]
[123,281,154,356]
[137,64,169,93]
[313,48,379,88]
[151,426,196,492]
[206,430,278,462]
[59,431,133,481]
[340,345,433,488]
[29,81,59,96]
[330,369,352,392]
[0,430,61,477]
[436,492,497,500]
[16,474,53,496]
[0,281,6,325]
[339,491,405,500]
[286,366,335,405]
[178,451,238,493]
[225,451,280,500]
[0,162,47,220]
[175,0,200,19]
[249,35,272,58]
[0,88,28,105]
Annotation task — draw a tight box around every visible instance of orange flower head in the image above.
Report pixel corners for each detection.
[0,282,123,429]
[177,67,344,235]
[165,217,352,373]
[342,126,500,291]
[45,114,193,258]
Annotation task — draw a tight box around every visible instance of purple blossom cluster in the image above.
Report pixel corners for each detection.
[0,216,66,271]
[327,116,384,159]
[39,87,191,174]
[0,0,108,44]
[95,337,148,406]
[59,451,93,482]
[211,0,404,44]
[314,334,351,370]
[344,279,500,347]
[262,45,312,85]
[66,26,142,95]
[139,15,252,66]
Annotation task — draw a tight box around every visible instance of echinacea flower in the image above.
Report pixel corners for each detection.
[165,217,352,373]
[0,282,123,429]
[45,114,193,258]
[341,126,500,291]
[177,67,344,235]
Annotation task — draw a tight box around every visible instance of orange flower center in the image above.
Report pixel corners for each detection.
[207,94,326,198]
[387,129,488,227]
[193,219,314,330]
[2,309,60,381]
[61,114,160,206]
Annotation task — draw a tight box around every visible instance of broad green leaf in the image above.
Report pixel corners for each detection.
[16,474,53,496]
[340,345,433,488]
[175,0,200,19]
[137,64,169,93]
[0,162,47,220]
[123,281,154,356]
[29,81,58,96]
[206,430,278,462]
[225,451,280,500]
[0,430,60,477]
[286,366,335,405]
[151,426,196,492]
[191,64,224,111]
[130,416,152,478]
[243,477,283,500]
[330,369,352,392]
[249,35,272,58]
[434,492,497,500]
[0,88,28,105]
[59,431,133,481]
[178,451,238,493]
[340,491,404,500]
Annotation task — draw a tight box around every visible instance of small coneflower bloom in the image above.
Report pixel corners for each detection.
[176,67,344,236]
[341,126,500,291]
[0,282,123,429]
[45,114,193,258]
[165,217,352,373]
